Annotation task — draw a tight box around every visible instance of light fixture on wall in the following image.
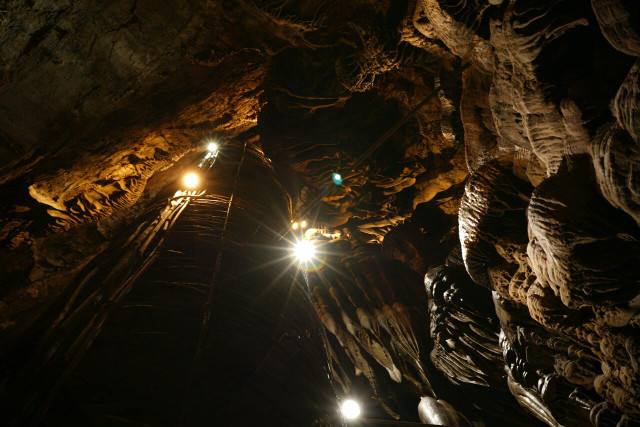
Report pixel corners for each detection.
[207,141,218,153]
[183,172,200,188]
[341,399,361,420]
[292,239,315,263]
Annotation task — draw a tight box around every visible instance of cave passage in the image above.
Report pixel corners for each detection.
[5,139,341,426]
[1,1,640,426]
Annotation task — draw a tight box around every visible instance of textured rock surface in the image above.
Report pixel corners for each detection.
[459,159,532,291]
[528,159,640,309]
[1,0,640,425]
[592,0,640,56]
[591,60,640,226]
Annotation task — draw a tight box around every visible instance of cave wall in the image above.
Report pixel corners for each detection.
[4,139,340,426]
[1,0,639,425]
[255,0,640,424]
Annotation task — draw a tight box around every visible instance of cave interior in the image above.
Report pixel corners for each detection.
[1,0,640,426]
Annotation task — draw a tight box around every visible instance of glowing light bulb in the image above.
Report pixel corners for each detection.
[292,222,299,230]
[300,220,307,229]
[207,142,218,152]
[293,240,315,263]
[341,400,360,419]
[332,173,343,186]
[183,173,199,188]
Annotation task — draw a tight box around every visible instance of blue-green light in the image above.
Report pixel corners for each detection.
[332,173,343,186]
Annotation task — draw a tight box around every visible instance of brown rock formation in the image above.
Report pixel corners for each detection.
[1,0,639,425]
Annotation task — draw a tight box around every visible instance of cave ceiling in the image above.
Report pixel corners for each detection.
[1,0,639,425]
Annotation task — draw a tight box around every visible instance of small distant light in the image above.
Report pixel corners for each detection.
[332,173,343,186]
[207,142,218,152]
[292,222,299,230]
[300,220,307,229]
[292,240,315,263]
[341,399,360,420]
[183,173,200,188]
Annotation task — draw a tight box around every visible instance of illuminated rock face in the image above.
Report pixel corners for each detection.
[5,141,339,426]
[1,0,640,425]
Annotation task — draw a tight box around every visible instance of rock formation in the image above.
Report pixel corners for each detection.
[0,0,639,425]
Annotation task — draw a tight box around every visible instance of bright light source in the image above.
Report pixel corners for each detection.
[341,399,360,419]
[183,172,200,188]
[207,142,218,152]
[293,239,315,263]
[300,220,307,229]
[292,222,299,230]
[332,173,343,186]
